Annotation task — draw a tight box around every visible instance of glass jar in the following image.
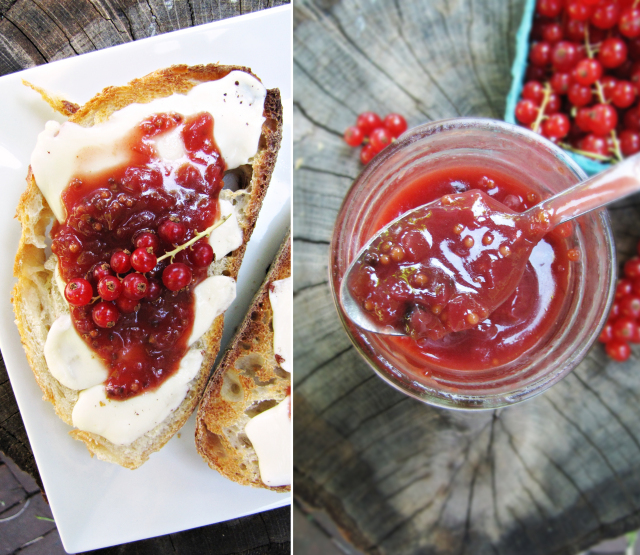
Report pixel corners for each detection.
[330,118,616,410]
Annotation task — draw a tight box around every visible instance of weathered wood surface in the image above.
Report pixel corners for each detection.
[293,1,640,554]
[0,1,290,553]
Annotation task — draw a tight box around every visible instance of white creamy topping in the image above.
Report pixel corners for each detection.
[188,276,236,346]
[269,277,292,373]
[53,262,66,300]
[245,396,292,487]
[44,315,109,390]
[31,70,267,222]
[72,349,203,445]
[209,199,244,261]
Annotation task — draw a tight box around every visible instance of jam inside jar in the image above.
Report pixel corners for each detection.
[52,111,226,400]
[330,119,615,409]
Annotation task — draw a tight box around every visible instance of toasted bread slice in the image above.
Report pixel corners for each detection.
[196,232,291,492]
[12,64,283,469]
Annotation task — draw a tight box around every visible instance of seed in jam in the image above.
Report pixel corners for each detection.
[110,251,131,274]
[122,273,148,300]
[131,247,157,273]
[163,263,193,291]
[65,278,93,306]
[92,302,119,328]
[98,275,123,301]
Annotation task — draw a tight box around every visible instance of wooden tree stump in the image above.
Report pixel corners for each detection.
[293,1,640,554]
[0,1,290,553]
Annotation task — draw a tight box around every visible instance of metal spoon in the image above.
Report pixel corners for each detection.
[340,153,640,337]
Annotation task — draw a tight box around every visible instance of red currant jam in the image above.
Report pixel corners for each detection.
[51,112,226,399]
[348,166,573,371]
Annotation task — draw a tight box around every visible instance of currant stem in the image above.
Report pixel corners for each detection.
[558,142,613,162]
[157,213,231,263]
[532,83,551,134]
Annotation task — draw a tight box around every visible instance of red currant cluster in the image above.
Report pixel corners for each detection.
[63,219,214,329]
[343,112,408,164]
[516,0,640,161]
[599,242,640,361]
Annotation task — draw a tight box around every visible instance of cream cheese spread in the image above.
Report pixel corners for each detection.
[269,277,292,373]
[245,396,292,487]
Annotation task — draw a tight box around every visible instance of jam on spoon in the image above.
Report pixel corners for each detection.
[342,153,640,340]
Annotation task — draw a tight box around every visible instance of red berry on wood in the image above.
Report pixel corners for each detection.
[356,112,383,135]
[92,302,119,329]
[515,99,539,124]
[522,80,545,103]
[599,322,614,343]
[369,127,391,153]
[162,263,193,291]
[542,114,570,139]
[65,278,93,307]
[606,339,631,361]
[360,144,376,164]
[383,113,408,138]
[343,126,364,147]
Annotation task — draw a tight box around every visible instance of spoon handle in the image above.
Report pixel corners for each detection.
[533,152,640,227]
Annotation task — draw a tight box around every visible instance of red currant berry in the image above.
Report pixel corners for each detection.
[621,130,640,156]
[544,93,561,114]
[525,65,547,82]
[542,22,564,43]
[551,41,579,72]
[573,58,603,86]
[158,219,186,244]
[190,242,214,267]
[383,113,408,138]
[566,0,593,21]
[542,114,570,139]
[130,247,157,273]
[606,339,632,361]
[92,302,119,329]
[599,38,629,68]
[613,317,638,342]
[530,42,552,66]
[625,257,640,279]
[110,251,131,274]
[162,263,193,291]
[360,144,376,164]
[565,19,586,42]
[550,72,571,94]
[522,80,545,103]
[611,80,637,108]
[601,75,619,100]
[145,278,162,302]
[588,104,618,136]
[591,2,621,29]
[621,295,640,319]
[134,231,160,253]
[620,8,640,38]
[515,99,539,124]
[369,127,391,153]
[599,322,614,343]
[97,275,123,301]
[536,0,562,18]
[343,126,364,147]
[92,263,113,283]
[575,107,593,132]
[116,295,140,314]
[625,107,640,131]
[356,112,383,135]
[616,279,634,299]
[64,278,93,307]
[122,273,148,300]
[579,134,609,156]
[568,82,593,107]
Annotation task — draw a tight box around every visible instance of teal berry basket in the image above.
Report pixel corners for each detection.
[504,0,610,176]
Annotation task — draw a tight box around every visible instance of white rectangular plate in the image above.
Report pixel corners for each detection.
[0,6,292,553]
